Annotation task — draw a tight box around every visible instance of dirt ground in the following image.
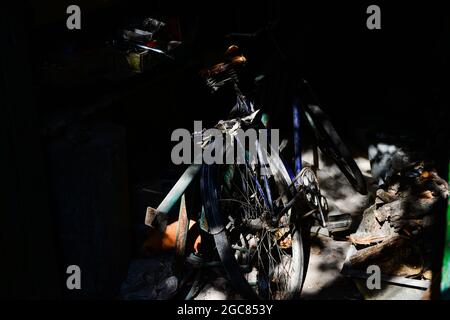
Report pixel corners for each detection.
[120,233,364,300]
[301,235,362,300]
[190,234,363,300]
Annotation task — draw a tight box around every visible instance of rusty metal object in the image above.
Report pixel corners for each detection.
[224,44,240,58]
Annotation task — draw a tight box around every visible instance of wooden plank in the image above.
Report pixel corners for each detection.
[346,235,407,267]
[343,268,430,290]
[174,194,190,274]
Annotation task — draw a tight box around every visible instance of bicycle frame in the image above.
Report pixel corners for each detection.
[145,77,325,233]
[145,95,280,232]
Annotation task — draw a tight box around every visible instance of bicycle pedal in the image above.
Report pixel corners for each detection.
[310,225,330,237]
[326,212,353,233]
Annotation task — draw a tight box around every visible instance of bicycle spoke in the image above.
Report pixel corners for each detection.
[212,160,305,299]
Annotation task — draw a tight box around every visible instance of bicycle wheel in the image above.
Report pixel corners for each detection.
[201,161,310,300]
[303,102,368,195]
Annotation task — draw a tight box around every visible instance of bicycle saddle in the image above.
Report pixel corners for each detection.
[200,45,246,78]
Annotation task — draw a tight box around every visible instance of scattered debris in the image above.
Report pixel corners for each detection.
[343,157,448,299]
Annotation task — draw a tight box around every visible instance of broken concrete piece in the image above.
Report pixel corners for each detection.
[356,205,382,235]
[376,188,399,204]
[374,199,403,223]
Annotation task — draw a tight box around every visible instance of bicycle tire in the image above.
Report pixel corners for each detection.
[201,163,309,300]
[303,103,368,195]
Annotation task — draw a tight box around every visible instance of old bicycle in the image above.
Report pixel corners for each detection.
[144,29,367,300]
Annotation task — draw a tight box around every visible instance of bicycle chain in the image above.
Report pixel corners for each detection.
[296,167,329,226]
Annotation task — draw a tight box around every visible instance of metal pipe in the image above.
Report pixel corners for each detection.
[157,164,201,215]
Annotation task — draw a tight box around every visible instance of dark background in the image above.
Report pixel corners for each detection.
[0,1,448,298]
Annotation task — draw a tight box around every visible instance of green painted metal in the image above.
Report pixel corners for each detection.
[261,113,269,127]
[156,164,201,215]
[223,164,235,190]
[441,162,450,299]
